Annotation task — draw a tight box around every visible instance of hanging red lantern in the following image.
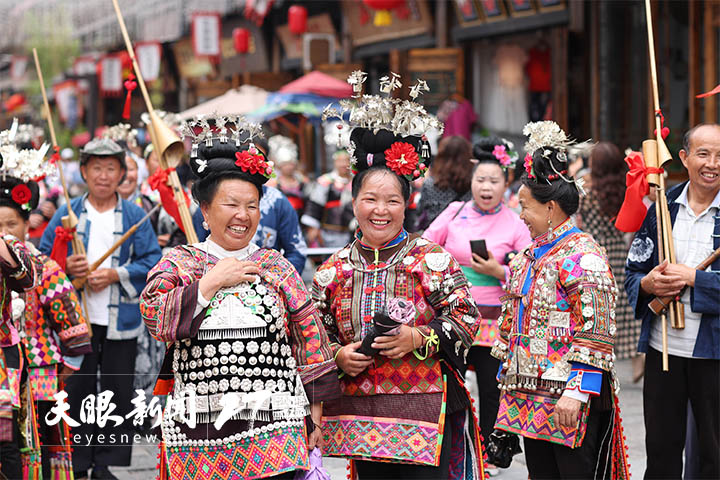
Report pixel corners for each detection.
[233,28,250,54]
[288,5,308,35]
[363,0,404,26]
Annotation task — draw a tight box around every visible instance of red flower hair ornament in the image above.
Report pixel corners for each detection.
[234,147,273,179]
[11,184,32,208]
[383,142,426,180]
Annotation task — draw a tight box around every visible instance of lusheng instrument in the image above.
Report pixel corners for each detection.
[111,0,198,244]
[649,246,720,315]
[644,0,683,371]
[32,48,92,334]
[71,204,160,290]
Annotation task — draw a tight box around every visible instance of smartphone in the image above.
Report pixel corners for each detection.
[470,239,489,260]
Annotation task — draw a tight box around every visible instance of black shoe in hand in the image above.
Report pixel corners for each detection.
[357,313,401,357]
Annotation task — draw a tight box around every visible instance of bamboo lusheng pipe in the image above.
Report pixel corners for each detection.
[71,204,160,290]
[649,246,720,315]
[645,0,684,336]
[110,0,198,244]
[32,48,92,335]
[642,139,669,371]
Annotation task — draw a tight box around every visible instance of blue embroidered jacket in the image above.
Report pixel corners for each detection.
[39,194,162,340]
[192,185,308,274]
[625,182,720,359]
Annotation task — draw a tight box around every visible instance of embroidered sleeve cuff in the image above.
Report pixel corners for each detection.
[566,363,602,396]
[63,355,84,371]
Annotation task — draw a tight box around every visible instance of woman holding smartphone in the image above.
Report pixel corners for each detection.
[423,137,531,473]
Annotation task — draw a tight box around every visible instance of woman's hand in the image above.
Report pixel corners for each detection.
[308,403,323,450]
[470,251,505,281]
[335,341,374,376]
[373,325,419,359]
[554,396,582,429]
[198,258,260,300]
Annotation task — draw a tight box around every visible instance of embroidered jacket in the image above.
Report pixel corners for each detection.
[39,194,162,340]
[492,220,619,399]
[0,236,36,441]
[140,245,339,480]
[490,220,622,452]
[312,233,482,469]
[625,182,720,359]
[0,236,37,347]
[22,246,92,372]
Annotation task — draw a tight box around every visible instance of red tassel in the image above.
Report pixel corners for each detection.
[50,226,75,271]
[653,109,670,140]
[122,74,137,120]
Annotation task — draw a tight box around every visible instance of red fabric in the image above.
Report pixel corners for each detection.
[615,152,664,233]
[526,47,552,93]
[279,71,353,98]
[148,167,191,234]
[697,83,720,98]
[50,226,75,271]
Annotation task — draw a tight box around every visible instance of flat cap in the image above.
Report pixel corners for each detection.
[80,138,126,167]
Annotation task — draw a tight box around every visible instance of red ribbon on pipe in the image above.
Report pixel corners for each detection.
[615,152,664,233]
[50,225,76,271]
[148,167,191,234]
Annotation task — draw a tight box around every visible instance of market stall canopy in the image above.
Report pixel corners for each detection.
[247,92,343,124]
[179,85,269,120]
[278,70,353,98]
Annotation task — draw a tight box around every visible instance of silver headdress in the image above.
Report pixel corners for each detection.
[522,120,586,196]
[268,135,298,165]
[12,123,44,147]
[0,119,53,183]
[179,114,266,175]
[141,110,182,131]
[102,123,138,149]
[322,71,443,138]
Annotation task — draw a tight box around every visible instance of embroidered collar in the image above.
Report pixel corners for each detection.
[471,202,503,216]
[355,228,408,251]
[201,238,259,261]
[532,217,575,248]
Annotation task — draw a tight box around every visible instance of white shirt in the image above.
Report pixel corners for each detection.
[649,184,719,358]
[193,238,259,317]
[84,200,116,326]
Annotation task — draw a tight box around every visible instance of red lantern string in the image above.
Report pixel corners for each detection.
[122,73,138,120]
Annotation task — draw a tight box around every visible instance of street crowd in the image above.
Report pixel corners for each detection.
[0,72,717,480]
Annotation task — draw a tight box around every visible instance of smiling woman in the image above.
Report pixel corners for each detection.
[140,116,339,480]
[313,125,486,479]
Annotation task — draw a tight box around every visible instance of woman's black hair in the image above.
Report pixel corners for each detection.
[472,136,510,180]
[521,147,579,216]
[0,177,39,221]
[190,140,265,207]
[348,127,422,203]
[351,166,410,202]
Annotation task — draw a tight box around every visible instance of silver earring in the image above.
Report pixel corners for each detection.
[547,218,554,240]
[202,220,209,230]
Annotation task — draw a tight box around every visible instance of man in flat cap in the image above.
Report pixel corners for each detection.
[39,138,162,480]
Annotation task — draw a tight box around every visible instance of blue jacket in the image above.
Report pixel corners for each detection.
[625,182,720,359]
[192,185,307,274]
[39,194,162,340]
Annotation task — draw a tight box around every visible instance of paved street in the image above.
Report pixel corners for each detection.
[111,358,647,479]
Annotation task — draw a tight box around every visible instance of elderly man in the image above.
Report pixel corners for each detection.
[625,123,720,479]
[39,138,162,480]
